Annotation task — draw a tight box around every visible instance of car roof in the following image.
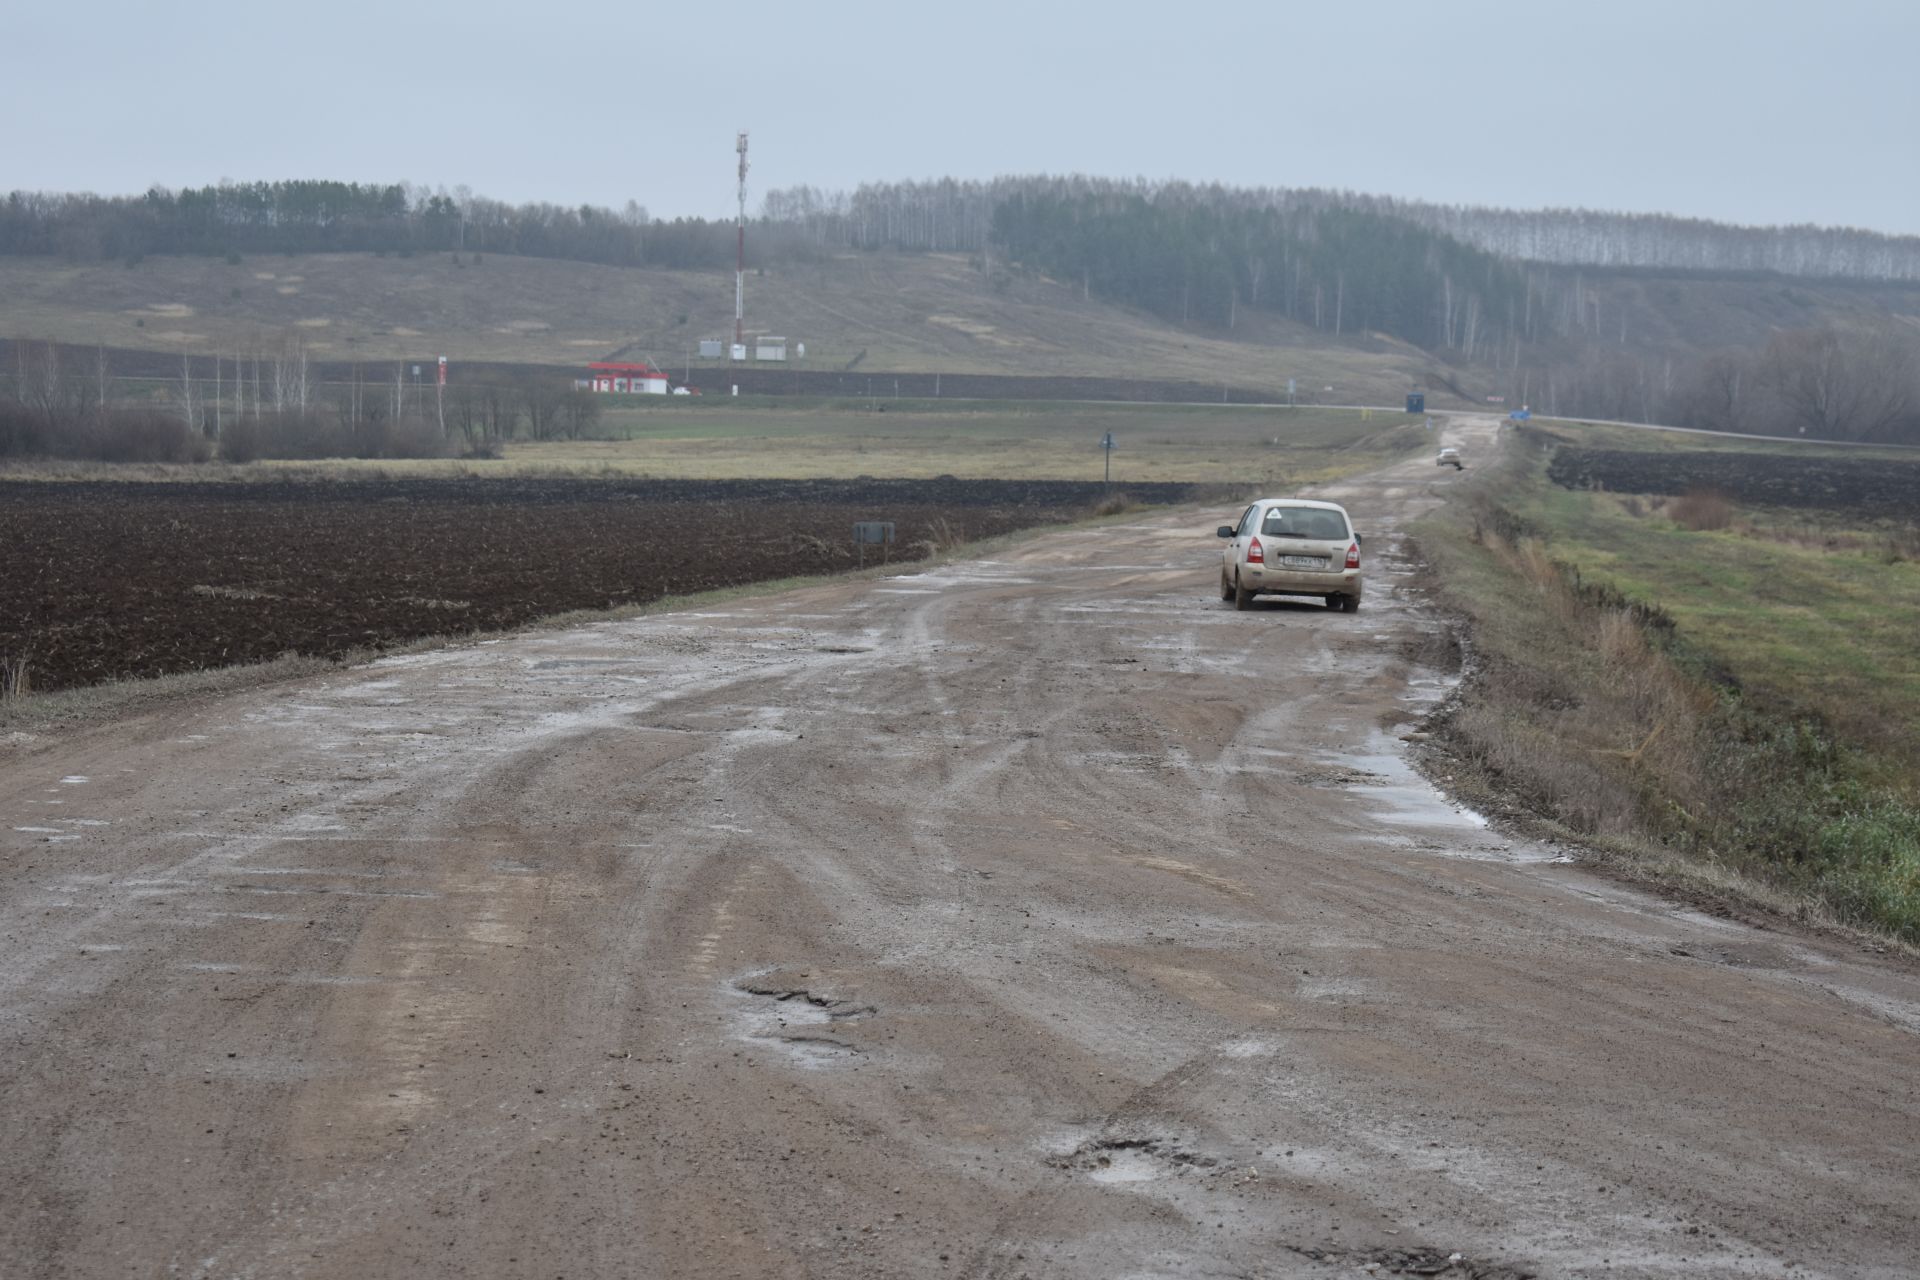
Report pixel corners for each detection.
[1250,498,1348,512]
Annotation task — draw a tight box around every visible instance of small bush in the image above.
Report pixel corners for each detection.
[0,399,53,456]
[220,419,262,463]
[1668,489,1733,531]
[92,411,213,463]
[365,416,450,460]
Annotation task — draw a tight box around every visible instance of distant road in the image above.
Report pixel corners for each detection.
[1508,412,1920,450]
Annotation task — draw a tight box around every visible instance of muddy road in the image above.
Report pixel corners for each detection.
[4,417,1917,1278]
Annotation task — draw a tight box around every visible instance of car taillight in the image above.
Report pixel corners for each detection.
[1345,542,1361,569]
[1247,536,1264,564]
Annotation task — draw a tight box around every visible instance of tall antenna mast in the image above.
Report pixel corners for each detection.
[734,131,749,350]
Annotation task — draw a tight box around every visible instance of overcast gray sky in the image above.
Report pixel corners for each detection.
[7,0,1918,235]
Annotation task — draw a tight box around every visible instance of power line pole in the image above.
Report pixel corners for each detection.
[734,132,749,352]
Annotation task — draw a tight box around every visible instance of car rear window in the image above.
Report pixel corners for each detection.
[1261,507,1348,539]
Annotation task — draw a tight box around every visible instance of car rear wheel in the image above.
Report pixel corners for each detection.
[1342,595,1362,613]
[1326,595,1343,610]
[1234,574,1254,611]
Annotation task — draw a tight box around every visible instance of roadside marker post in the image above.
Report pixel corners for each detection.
[1100,432,1116,485]
[854,521,895,568]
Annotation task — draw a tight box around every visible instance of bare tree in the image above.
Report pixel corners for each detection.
[1677,351,1751,433]
[558,389,602,440]
[1763,329,1915,440]
[516,377,567,441]
[177,353,198,429]
[270,334,311,414]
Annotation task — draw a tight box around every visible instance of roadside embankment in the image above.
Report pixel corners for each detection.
[1410,421,1920,946]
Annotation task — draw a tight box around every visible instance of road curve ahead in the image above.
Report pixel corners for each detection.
[4,418,1918,1279]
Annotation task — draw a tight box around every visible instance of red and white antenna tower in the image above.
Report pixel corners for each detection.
[734,131,749,350]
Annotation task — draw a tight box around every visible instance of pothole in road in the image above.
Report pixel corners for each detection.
[1051,1136,1220,1184]
[729,974,876,1068]
[1287,1245,1531,1278]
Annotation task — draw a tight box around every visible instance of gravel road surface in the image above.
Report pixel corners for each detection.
[4,418,1917,1278]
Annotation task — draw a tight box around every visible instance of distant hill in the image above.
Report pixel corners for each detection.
[5,175,1920,437]
[0,250,1449,405]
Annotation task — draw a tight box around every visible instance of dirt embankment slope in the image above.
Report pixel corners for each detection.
[2,419,1917,1278]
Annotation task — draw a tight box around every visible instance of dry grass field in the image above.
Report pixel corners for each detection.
[0,402,1424,488]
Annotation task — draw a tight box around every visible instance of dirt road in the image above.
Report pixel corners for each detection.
[4,418,1917,1279]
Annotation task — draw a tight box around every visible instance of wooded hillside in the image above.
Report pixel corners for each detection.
[5,176,1918,442]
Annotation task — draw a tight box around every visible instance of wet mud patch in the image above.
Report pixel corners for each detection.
[729,971,876,1067]
[1050,1135,1220,1184]
[1286,1244,1533,1278]
[1296,765,1389,788]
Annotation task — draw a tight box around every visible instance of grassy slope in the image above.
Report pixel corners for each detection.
[1517,483,1920,755]
[1414,424,1920,942]
[0,251,1437,403]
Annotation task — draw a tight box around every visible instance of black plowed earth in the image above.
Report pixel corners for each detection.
[2,477,1197,692]
[1547,447,1920,519]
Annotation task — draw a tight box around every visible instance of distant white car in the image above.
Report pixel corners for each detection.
[1436,447,1463,469]
[1216,498,1363,612]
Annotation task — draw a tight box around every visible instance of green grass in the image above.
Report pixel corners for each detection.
[1508,471,1920,758]
[1528,417,1920,462]
[1413,430,1920,945]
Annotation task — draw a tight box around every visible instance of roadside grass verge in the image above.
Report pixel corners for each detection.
[1411,430,1920,946]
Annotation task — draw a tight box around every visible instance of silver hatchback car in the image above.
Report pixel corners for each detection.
[1216,498,1363,612]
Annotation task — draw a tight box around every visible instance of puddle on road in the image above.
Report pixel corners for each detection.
[1335,743,1488,831]
[1328,736,1567,865]
[1051,1135,1222,1187]
[1088,1151,1162,1184]
[727,972,875,1070]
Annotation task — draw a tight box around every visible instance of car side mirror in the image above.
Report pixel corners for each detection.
[1216,526,1236,538]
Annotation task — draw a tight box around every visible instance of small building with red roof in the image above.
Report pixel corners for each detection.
[585,361,670,395]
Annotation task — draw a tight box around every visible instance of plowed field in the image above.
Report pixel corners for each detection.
[1547,446,1920,518]
[2,477,1193,692]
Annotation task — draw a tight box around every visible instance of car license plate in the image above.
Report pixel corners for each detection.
[1279,555,1327,569]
